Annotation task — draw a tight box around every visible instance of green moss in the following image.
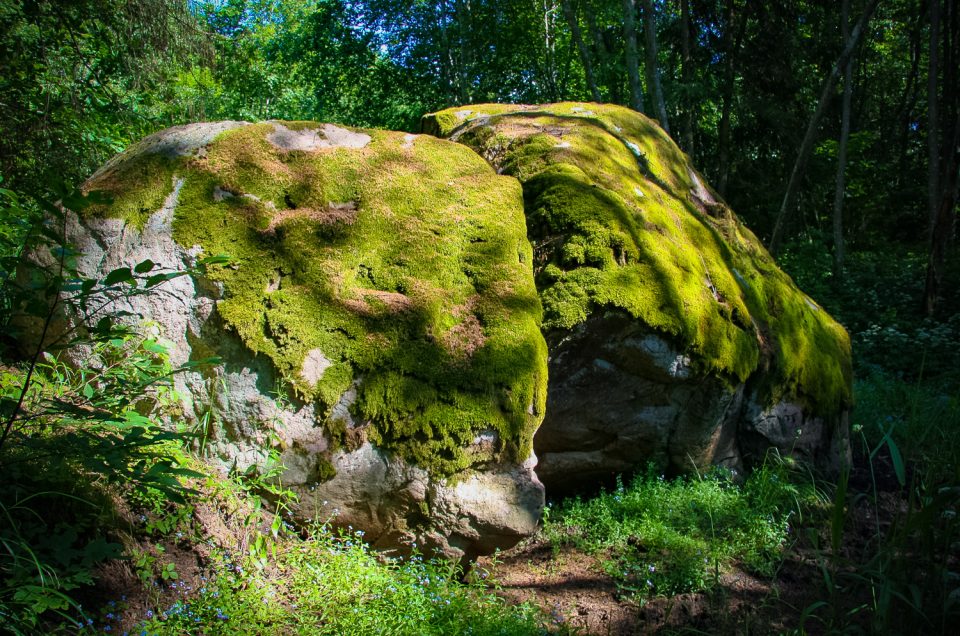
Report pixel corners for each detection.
[314,456,338,482]
[84,122,548,477]
[82,153,180,228]
[425,102,852,415]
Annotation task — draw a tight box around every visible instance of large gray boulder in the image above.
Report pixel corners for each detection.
[424,103,853,490]
[48,120,548,560]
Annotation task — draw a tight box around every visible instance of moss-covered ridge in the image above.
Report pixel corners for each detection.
[424,103,851,415]
[83,121,548,477]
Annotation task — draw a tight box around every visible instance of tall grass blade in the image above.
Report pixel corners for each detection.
[886,435,906,488]
[831,464,849,556]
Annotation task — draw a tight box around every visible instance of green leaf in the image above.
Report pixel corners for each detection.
[145,272,182,288]
[830,464,849,555]
[886,435,906,487]
[142,339,168,354]
[197,254,233,266]
[134,259,156,273]
[102,267,133,286]
[120,411,153,429]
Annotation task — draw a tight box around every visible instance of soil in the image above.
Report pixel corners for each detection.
[474,536,825,635]
[77,444,923,635]
[471,445,913,635]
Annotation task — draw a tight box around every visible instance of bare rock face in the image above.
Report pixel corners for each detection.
[53,120,548,560]
[535,311,743,490]
[424,103,853,490]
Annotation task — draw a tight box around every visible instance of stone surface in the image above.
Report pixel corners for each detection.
[55,119,548,560]
[37,102,854,558]
[424,102,853,490]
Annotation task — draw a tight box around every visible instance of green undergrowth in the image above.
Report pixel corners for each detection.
[425,102,852,416]
[79,122,548,477]
[796,370,960,633]
[854,369,960,486]
[69,460,555,636]
[775,240,960,632]
[127,532,551,636]
[780,239,960,380]
[542,456,814,599]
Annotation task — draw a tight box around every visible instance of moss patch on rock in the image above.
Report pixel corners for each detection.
[82,122,548,477]
[423,103,851,415]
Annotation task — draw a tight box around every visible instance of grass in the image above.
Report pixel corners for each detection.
[122,531,551,635]
[541,456,812,600]
[37,456,558,636]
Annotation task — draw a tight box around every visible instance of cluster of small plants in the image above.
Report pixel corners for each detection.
[779,239,960,379]
[542,458,809,600]
[68,510,554,635]
[780,237,960,632]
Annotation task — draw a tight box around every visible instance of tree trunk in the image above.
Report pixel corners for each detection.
[892,1,925,194]
[622,0,644,112]
[584,0,616,102]
[768,0,880,256]
[923,111,959,315]
[542,0,560,101]
[563,0,600,101]
[641,0,669,132]
[437,0,456,103]
[717,0,748,197]
[923,0,960,315]
[453,0,472,103]
[681,0,695,154]
[833,0,853,276]
[929,0,941,233]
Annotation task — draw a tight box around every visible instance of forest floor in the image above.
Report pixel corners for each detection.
[475,451,905,635]
[81,447,907,635]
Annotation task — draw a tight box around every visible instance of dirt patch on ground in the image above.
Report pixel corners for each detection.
[475,534,830,634]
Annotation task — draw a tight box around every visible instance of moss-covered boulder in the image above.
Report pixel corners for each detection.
[423,103,852,489]
[61,121,548,559]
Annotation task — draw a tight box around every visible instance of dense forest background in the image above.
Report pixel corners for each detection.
[2,0,960,633]
[2,0,956,258]
[4,0,960,375]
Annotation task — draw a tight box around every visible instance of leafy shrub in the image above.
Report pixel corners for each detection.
[0,185,219,631]
[132,529,550,635]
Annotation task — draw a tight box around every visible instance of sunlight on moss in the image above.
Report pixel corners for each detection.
[81,123,548,477]
[425,102,851,415]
